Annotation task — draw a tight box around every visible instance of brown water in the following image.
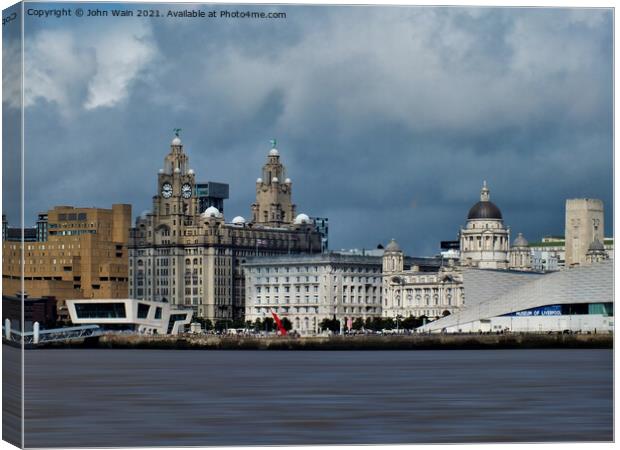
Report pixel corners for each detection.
[6,347,614,447]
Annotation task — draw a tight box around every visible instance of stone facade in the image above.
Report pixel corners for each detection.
[509,233,532,271]
[565,198,605,267]
[243,253,383,334]
[382,239,464,319]
[128,135,322,322]
[459,182,510,269]
[251,146,296,226]
[2,205,131,302]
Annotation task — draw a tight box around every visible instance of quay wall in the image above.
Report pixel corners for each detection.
[65,333,616,350]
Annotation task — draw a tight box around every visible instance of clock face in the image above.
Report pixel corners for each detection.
[161,183,173,198]
[181,183,192,199]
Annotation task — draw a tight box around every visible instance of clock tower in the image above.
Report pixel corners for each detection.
[251,140,296,226]
[153,132,198,237]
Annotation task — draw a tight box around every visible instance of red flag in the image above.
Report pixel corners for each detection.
[271,310,287,336]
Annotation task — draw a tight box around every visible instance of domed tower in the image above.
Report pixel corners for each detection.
[586,237,608,264]
[153,130,198,224]
[509,233,531,271]
[382,239,404,273]
[459,181,510,269]
[251,140,296,226]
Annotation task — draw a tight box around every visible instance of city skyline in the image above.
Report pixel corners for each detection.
[3,4,613,256]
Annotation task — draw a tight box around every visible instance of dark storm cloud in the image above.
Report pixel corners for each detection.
[8,5,613,256]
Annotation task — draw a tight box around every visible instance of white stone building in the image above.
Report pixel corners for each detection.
[243,253,384,334]
[459,181,510,269]
[382,240,464,319]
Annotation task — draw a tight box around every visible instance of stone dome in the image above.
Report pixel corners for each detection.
[385,239,401,252]
[468,181,503,220]
[202,206,221,218]
[172,136,182,146]
[294,213,311,224]
[269,148,279,156]
[232,216,246,225]
[158,168,164,174]
[256,177,263,183]
[174,167,181,174]
[513,233,528,247]
[467,201,502,220]
[285,178,292,184]
[272,177,279,183]
[188,169,195,175]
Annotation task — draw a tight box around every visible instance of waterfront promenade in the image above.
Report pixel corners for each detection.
[80,331,613,350]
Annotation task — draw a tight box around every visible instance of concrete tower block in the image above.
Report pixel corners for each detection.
[565,198,604,267]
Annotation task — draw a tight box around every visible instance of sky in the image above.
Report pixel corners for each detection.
[2,3,613,256]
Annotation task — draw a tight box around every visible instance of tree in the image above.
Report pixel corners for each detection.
[194,317,213,330]
[383,317,395,330]
[231,317,246,329]
[352,318,365,331]
[263,317,275,332]
[280,317,293,332]
[401,315,417,330]
[319,317,340,333]
[214,320,229,332]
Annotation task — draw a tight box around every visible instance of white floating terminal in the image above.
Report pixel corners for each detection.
[201,206,221,218]
[232,216,246,225]
[294,213,311,224]
[272,177,279,183]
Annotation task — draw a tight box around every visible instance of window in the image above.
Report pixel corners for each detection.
[154,307,162,319]
[137,303,150,319]
[75,302,126,319]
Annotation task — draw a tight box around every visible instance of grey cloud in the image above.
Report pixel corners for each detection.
[15,6,613,257]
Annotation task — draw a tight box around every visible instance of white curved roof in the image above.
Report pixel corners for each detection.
[172,136,182,146]
[420,260,613,332]
[232,216,246,225]
[272,177,279,183]
[294,213,311,224]
[256,177,263,183]
[285,178,292,184]
[269,148,279,156]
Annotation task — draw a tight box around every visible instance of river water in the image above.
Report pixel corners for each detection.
[8,348,614,447]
